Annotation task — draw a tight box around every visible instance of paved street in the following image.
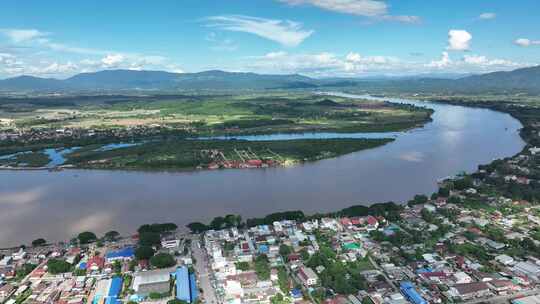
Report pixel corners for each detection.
[191,237,219,304]
[464,288,540,304]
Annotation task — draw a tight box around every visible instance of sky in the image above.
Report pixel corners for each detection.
[1,0,539,79]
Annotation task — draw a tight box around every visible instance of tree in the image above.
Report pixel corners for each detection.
[186,222,208,233]
[113,261,122,275]
[139,232,161,247]
[150,253,176,269]
[278,267,290,293]
[167,300,188,304]
[236,262,250,271]
[135,246,155,261]
[77,231,97,244]
[31,238,47,247]
[438,187,450,197]
[255,254,270,280]
[47,259,72,274]
[104,231,120,242]
[279,244,292,257]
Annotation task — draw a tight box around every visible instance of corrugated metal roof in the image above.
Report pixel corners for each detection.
[175,267,190,302]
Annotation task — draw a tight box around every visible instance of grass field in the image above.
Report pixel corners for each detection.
[64,138,393,170]
[0,92,432,135]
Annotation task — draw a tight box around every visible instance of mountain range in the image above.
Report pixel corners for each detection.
[1,65,539,94]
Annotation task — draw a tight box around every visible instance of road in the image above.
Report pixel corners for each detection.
[464,288,540,304]
[367,255,398,291]
[191,237,219,304]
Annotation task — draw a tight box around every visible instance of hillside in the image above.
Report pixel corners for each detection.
[0,65,539,94]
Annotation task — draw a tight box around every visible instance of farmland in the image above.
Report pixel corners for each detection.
[0,92,432,136]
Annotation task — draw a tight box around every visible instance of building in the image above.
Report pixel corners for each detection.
[87,256,105,272]
[0,284,15,303]
[297,267,318,287]
[176,267,191,302]
[449,282,490,300]
[514,262,540,281]
[161,235,181,249]
[512,295,540,304]
[133,270,171,296]
[400,282,427,304]
[454,272,473,284]
[105,247,134,263]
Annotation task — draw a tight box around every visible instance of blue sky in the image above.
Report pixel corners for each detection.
[0,0,539,78]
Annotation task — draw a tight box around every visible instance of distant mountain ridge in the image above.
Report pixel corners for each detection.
[1,65,539,94]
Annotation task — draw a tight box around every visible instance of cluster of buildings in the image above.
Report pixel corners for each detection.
[0,234,199,304]
[198,149,281,170]
[0,125,168,144]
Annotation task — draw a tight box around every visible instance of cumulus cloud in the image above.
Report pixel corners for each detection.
[206,15,313,47]
[245,51,401,76]
[101,54,125,67]
[278,0,420,24]
[425,52,524,73]
[426,52,451,68]
[447,30,472,51]
[514,38,540,47]
[479,12,496,20]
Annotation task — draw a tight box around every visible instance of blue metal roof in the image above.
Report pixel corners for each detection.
[400,282,427,304]
[79,262,87,270]
[189,273,198,302]
[105,277,123,304]
[106,247,135,259]
[176,267,191,302]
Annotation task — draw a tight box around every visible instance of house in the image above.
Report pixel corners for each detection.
[0,284,15,303]
[87,256,105,272]
[297,267,318,287]
[488,280,515,294]
[449,282,490,300]
[454,272,472,284]
[513,262,540,281]
[495,255,514,266]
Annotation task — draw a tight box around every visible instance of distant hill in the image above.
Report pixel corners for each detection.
[0,69,318,91]
[454,65,540,93]
[0,65,539,94]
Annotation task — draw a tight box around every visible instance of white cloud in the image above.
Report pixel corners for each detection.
[278,0,420,23]
[101,54,125,67]
[462,54,518,67]
[245,51,401,76]
[206,15,313,47]
[279,0,388,17]
[479,12,496,20]
[514,38,540,47]
[378,15,421,24]
[447,30,472,51]
[426,52,451,68]
[205,32,238,52]
[0,28,48,43]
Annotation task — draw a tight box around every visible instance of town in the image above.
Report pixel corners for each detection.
[4,140,540,304]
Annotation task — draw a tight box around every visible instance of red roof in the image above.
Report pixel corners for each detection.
[366,215,378,226]
[340,218,352,226]
[351,218,362,225]
[247,159,263,166]
[421,272,449,278]
[87,256,105,269]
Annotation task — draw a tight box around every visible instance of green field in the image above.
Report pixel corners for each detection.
[64,138,393,170]
[0,92,433,135]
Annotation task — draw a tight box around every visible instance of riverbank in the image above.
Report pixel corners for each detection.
[0,95,525,247]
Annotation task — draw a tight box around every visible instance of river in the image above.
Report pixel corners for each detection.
[0,94,526,247]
